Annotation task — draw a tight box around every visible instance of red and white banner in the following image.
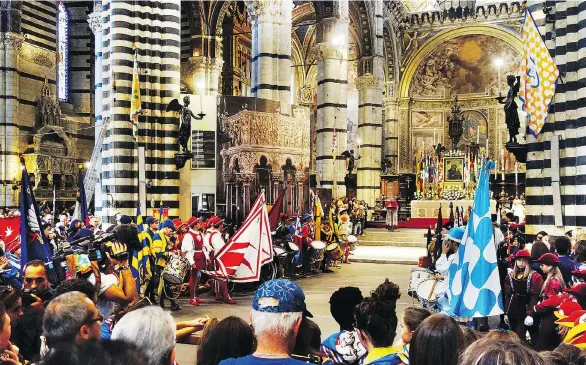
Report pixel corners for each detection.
[0,216,21,253]
[206,192,273,283]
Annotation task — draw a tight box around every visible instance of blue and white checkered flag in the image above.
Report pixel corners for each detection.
[447,159,503,318]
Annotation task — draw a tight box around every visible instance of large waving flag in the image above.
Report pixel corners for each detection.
[268,188,286,232]
[313,192,324,241]
[518,6,559,138]
[131,207,152,293]
[447,159,503,318]
[130,47,141,140]
[20,163,53,271]
[204,193,273,283]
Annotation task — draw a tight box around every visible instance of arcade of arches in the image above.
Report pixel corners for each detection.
[1,0,582,236]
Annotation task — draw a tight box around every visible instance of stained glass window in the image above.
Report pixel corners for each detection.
[57,2,68,102]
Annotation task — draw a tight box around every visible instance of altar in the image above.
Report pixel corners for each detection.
[410,199,497,219]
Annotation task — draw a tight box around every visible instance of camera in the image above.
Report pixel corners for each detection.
[21,289,37,307]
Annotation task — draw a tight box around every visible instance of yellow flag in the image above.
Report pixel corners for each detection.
[314,196,323,240]
[130,48,141,140]
[519,6,559,138]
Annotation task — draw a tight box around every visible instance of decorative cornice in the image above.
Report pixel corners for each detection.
[87,12,102,35]
[355,74,379,90]
[245,0,290,24]
[314,42,347,61]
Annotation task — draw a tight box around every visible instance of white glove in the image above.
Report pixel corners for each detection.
[504,315,510,326]
[524,316,534,327]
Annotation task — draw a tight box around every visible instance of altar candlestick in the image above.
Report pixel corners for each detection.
[515,162,518,185]
[494,159,498,178]
[476,126,480,144]
[485,137,489,154]
[433,128,436,145]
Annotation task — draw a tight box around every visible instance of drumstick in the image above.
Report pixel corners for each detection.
[428,280,438,301]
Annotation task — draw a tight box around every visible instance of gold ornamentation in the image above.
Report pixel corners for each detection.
[355,74,378,90]
[314,43,347,61]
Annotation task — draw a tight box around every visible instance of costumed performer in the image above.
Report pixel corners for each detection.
[181,217,208,306]
[385,197,399,231]
[152,219,180,311]
[530,253,566,351]
[435,227,465,312]
[205,216,237,304]
[503,250,544,342]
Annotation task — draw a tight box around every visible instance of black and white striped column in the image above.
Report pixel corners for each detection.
[88,9,103,215]
[356,1,384,206]
[247,0,293,107]
[525,1,586,235]
[315,15,349,198]
[99,0,181,221]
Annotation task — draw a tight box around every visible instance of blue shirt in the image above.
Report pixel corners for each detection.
[220,355,308,365]
[558,255,577,286]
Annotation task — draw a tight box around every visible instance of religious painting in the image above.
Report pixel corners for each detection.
[412,129,442,157]
[410,35,521,97]
[457,110,488,148]
[411,111,443,128]
[444,157,465,182]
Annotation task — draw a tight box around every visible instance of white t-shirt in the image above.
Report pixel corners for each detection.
[88,272,119,317]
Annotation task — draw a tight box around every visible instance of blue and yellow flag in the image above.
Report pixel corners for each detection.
[130,47,141,140]
[131,207,152,293]
[519,6,559,138]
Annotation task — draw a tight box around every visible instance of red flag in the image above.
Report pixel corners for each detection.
[0,216,20,252]
[268,188,286,232]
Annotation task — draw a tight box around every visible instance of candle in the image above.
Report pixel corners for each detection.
[476,126,480,144]
[494,159,498,178]
[515,162,518,185]
[433,128,436,145]
[502,170,505,181]
[485,137,489,154]
[501,148,505,172]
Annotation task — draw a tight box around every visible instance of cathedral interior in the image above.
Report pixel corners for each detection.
[0,0,581,236]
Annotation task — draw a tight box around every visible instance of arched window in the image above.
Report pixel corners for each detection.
[57,2,69,102]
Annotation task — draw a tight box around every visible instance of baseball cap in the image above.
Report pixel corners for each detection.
[252,278,313,317]
[145,217,158,225]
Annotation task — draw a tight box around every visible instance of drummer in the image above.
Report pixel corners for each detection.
[181,217,207,306]
[152,219,180,311]
[434,227,465,311]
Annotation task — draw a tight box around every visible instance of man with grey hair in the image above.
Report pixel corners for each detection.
[220,278,311,365]
[42,291,102,350]
[111,306,176,365]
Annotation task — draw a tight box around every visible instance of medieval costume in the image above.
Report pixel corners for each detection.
[385,197,399,231]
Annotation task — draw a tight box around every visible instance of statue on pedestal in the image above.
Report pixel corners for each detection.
[341,150,361,176]
[496,75,521,144]
[166,96,204,153]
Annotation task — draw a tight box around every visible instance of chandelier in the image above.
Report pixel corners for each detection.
[448,96,464,149]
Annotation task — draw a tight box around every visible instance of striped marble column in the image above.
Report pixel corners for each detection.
[246,0,292,107]
[88,10,103,216]
[383,94,399,175]
[356,74,383,207]
[315,16,349,199]
[100,0,181,221]
[525,1,586,235]
[3,34,24,208]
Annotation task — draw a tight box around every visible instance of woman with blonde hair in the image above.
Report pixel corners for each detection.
[503,250,543,342]
[530,253,566,351]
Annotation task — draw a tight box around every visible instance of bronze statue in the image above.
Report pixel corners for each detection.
[496,75,521,143]
[166,96,204,153]
[341,150,361,176]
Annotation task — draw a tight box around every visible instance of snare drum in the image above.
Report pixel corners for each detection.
[287,241,300,252]
[326,243,344,261]
[416,278,440,303]
[408,268,434,297]
[274,247,287,257]
[162,254,190,285]
[309,241,326,263]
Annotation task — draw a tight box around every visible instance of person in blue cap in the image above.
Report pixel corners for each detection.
[219,278,312,365]
[143,216,159,303]
[152,219,180,311]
